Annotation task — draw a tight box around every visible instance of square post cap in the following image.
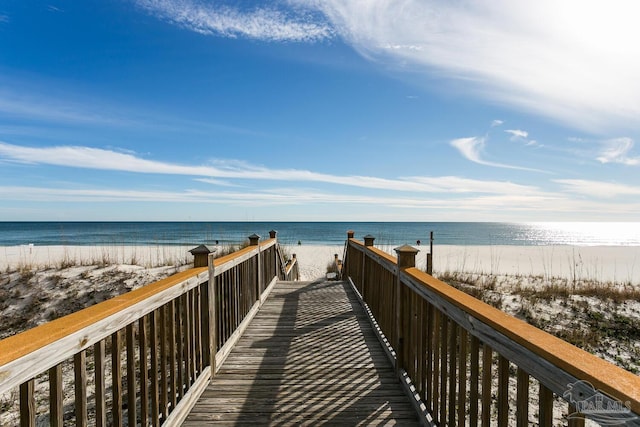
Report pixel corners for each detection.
[363,234,376,246]
[189,244,214,255]
[269,230,277,238]
[248,234,261,246]
[347,230,355,239]
[394,244,420,268]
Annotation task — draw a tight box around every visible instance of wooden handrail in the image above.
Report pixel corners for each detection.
[343,236,640,425]
[404,267,640,414]
[0,235,287,426]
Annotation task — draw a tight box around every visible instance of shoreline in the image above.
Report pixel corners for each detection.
[3,243,639,285]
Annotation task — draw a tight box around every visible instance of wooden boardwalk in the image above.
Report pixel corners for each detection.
[184,280,420,426]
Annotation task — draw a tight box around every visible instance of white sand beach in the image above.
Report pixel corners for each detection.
[3,242,640,284]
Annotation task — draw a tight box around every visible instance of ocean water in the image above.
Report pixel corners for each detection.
[1,222,639,247]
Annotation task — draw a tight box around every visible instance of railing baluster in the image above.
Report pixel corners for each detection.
[516,367,529,427]
[458,328,468,427]
[431,309,441,423]
[139,317,149,426]
[160,305,168,420]
[195,284,203,373]
[19,379,35,427]
[425,302,433,409]
[539,383,554,426]
[175,297,184,400]
[189,289,197,384]
[112,331,123,427]
[74,350,88,427]
[448,321,457,426]
[469,336,480,427]
[498,355,510,427]
[126,323,137,427]
[439,315,448,424]
[568,404,585,427]
[169,299,177,412]
[49,365,63,426]
[94,340,106,427]
[150,310,160,427]
[481,344,492,427]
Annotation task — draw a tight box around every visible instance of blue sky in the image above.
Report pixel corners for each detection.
[1,1,640,221]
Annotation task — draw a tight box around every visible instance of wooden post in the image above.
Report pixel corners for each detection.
[364,234,375,247]
[189,245,214,268]
[362,235,375,299]
[394,244,419,374]
[248,234,261,298]
[427,231,434,275]
[344,231,355,278]
[269,230,278,280]
[208,252,217,378]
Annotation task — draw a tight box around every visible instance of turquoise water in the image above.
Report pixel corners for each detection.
[1,222,639,247]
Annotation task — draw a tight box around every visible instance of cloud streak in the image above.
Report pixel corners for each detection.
[135,0,332,42]
[317,0,640,131]
[555,179,640,199]
[449,137,544,172]
[0,141,542,194]
[135,1,640,131]
[596,137,640,166]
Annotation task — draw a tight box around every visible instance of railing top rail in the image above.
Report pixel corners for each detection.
[284,256,298,276]
[0,237,278,393]
[348,237,398,274]
[0,267,207,369]
[345,237,640,415]
[404,267,640,413]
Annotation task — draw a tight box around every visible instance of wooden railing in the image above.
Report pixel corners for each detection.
[343,233,640,426]
[0,234,296,426]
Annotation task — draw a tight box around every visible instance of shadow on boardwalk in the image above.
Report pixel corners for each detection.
[184,280,419,426]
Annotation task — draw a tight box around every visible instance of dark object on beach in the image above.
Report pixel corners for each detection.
[189,244,215,267]
[417,240,421,246]
[298,240,301,245]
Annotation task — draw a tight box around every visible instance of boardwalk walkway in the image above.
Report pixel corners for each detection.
[184,280,420,426]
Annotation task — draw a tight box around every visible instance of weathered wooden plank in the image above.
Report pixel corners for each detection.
[516,367,529,427]
[126,323,137,427]
[469,335,480,427]
[498,355,509,427]
[49,364,63,426]
[539,383,554,426]
[94,340,106,427]
[184,280,420,426]
[138,316,149,427]
[481,344,492,427]
[19,378,35,427]
[111,331,123,427]
[74,350,88,427]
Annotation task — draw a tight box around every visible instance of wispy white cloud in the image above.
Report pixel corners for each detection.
[596,137,640,166]
[5,184,636,221]
[449,137,545,172]
[134,1,640,131]
[299,0,640,132]
[505,129,540,147]
[505,129,528,140]
[555,179,640,199]
[491,119,503,127]
[135,0,332,42]
[0,141,543,194]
